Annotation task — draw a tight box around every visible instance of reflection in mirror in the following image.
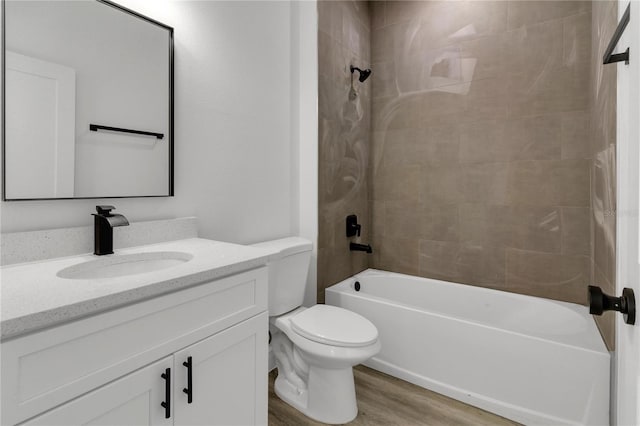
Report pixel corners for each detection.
[3,0,173,200]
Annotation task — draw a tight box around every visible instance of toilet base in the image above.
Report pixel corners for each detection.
[274,365,358,424]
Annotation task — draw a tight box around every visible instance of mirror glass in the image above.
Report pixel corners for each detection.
[3,0,173,200]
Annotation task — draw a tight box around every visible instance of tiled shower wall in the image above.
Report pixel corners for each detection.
[318,0,618,349]
[591,0,618,350]
[369,1,593,304]
[317,1,371,303]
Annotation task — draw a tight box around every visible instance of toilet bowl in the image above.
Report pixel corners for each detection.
[271,305,380,423]
[252,237,380,424]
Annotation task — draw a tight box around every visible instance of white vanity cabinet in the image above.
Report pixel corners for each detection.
[2,267,269,426]
[172,313,267,426]
[21,356,175,426]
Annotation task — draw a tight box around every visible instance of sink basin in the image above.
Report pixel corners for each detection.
[57,251,193,280]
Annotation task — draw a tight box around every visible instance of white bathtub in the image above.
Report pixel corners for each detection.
[325,269,610,425]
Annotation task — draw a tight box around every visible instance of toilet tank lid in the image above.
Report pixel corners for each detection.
[251,237,312,257]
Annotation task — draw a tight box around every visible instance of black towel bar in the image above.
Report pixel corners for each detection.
[89,124,164,140]
[603,4,631,65]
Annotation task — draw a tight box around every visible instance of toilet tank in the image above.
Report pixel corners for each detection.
[252,237,312,316]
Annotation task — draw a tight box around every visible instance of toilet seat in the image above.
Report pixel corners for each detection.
[290,305,378,348]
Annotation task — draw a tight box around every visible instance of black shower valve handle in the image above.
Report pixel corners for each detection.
[346,215,362,238]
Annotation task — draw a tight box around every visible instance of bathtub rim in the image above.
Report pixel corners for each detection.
[326,268,609,354]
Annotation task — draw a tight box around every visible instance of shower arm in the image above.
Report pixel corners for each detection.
[350,65,372,83]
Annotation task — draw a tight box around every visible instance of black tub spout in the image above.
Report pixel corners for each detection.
[350,242,373,254]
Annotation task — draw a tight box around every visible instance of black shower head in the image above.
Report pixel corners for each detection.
[350,65,372,82]
[359,68,372,82]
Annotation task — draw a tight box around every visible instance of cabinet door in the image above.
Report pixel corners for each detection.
[23,357,173,426]
[173,312,268,426]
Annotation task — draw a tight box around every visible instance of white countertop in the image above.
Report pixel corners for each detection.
[0,238,276,341]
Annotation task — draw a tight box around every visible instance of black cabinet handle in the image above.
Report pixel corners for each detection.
[183,356,193,404]
[160,368,171,419]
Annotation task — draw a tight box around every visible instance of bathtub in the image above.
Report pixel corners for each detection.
[325,269,610,425]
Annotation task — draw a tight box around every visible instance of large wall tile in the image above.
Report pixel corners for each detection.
[459,115,562,164]
[371,60,398,99]
[383,201,459,242]
[367,0,594,309]
[376,126,459,168]
[372,163,421,202]
[506,160,590,207]
[458,34,508,82]
[505,115,563,160]
[563,12,592,68]
[418,240,464,282]
[420,204,459,242]
[505,249,590,304]
[592,206,610,281]
[459,204,561,253]
[421,125,460,165]
[382,128,456,167]
[561,111,591,160]
[507,1,590,30]
[421,166,462,205]
[372,95,423,131]
[384,1,426,27]
[372,21,422,64]
[414,1,508,49]
[370,200,386,239]
[376,236,420,276]
[462,77,509,123]
[507,66,590,118]
[455,243,507,287]
[458,162,509,204]
[419,240,506,288]
[561,207,591,255]
[505,19,563,75]
[370,1,385,30]
[318,0,371,294]
[417,91,468,127]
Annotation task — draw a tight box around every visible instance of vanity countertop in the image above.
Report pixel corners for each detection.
[0,238,276,341]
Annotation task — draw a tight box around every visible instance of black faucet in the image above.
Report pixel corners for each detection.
[350,242,373,254]
[92,205,129,255]
[346,215,373,254]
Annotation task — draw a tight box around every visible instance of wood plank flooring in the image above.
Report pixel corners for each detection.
[268,366,519,426]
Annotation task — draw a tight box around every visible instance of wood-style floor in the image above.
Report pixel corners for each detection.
[268,366,519,426]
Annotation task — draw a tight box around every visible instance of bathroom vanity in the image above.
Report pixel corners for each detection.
[1,238,273,425]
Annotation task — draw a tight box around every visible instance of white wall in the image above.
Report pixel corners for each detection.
[1,0,317,253]
[291,0,319,306]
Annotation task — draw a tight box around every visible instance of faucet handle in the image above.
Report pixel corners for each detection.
[96,205,116,216]
[346,215,362,238]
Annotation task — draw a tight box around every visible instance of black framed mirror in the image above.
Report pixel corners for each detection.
[2,0,174,200]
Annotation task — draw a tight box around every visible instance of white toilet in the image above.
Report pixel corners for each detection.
[253,237,380,424]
